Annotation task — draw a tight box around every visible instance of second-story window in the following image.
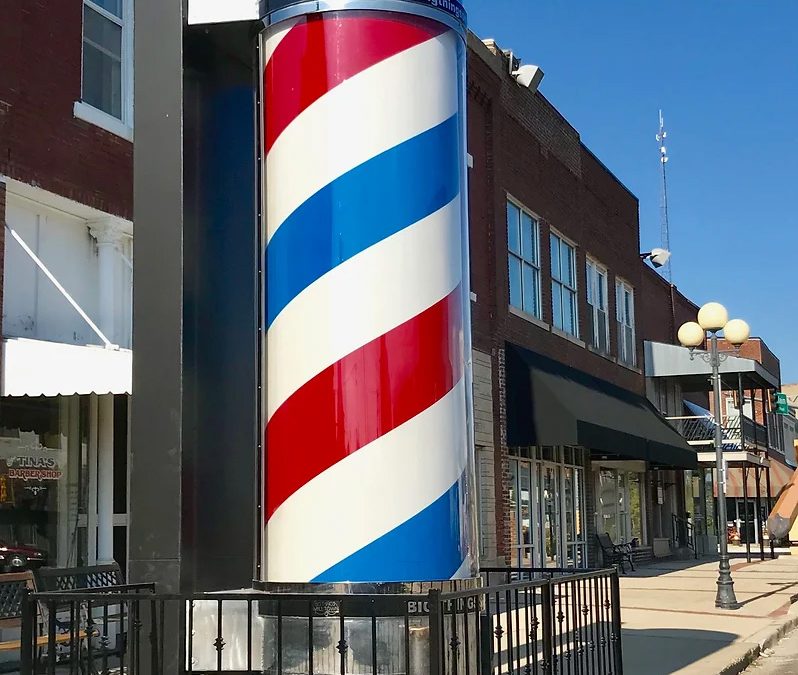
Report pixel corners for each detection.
[586,258,609,353]
[81,0,132,126]
[550,232,578,336]
[507,200,541,319]
[616,279,636,366]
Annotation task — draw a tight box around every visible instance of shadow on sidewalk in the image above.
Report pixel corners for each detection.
[622,559,714,578]
[623,627,738,674]
[621,552,774,579]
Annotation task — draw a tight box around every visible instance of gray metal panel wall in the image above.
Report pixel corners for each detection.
[131,0,259,594]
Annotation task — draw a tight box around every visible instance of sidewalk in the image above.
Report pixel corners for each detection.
[620,552,798,674]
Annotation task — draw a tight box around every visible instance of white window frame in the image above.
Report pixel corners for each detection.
[75,0,134,140]
[550,230,578,337]
[615,278,636,366]
[506,198,542,320]
[586,257,610,354]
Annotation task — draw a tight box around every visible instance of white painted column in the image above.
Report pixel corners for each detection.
[88,394,99,565]
[57,396,81,567]
[89,218,125,346]
[97,394,115,563]
[56,398,70,567]
[67,396,80,565]
[89,219,125,564]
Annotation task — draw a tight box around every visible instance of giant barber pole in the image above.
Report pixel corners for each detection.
[261,0,476,583]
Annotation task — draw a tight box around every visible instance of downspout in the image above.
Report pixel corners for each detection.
[670,283,677,343]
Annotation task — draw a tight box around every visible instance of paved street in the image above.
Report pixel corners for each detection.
[744,624,798,673]
[620,552,798,674]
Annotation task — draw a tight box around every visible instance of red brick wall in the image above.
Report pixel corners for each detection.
[467,39,645,396]
[717,338,781,386]
[0,1,132,218]
[638,265,700,345]
[467,37,650,563]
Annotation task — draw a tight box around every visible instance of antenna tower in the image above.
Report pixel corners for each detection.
[655,110,672,281]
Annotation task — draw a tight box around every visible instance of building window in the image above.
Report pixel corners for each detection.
[507,201,541,319]
[586,258,609,353]
[550,233,578,336]
[81,0,132,127]
[616,279,636,365]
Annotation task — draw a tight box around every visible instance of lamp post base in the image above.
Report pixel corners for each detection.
[715,556,740,610]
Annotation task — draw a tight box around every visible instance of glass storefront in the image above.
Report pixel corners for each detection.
[597,468,645,545]
[0,396,80,569]
[0,394,128,573]
[508,446,587,568]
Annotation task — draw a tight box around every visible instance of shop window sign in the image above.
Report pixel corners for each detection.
[0,436,66,483]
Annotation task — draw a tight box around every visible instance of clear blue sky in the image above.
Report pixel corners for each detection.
[468,2,798,382]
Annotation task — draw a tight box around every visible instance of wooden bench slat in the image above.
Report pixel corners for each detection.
[0,630,87,651]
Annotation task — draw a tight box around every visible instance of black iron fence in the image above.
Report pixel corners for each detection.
[17,568,622,675]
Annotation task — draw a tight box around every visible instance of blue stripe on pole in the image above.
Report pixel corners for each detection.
[311,478,464,583]
[265,114,460,328]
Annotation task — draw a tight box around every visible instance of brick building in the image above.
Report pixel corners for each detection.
[0,0,133,571]
[465,35,695,568]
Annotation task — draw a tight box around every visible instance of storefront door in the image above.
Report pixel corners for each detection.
[508,448,587,569]
[736,499,758,544]
[597,468,646,545]
[541,463,560,567]
[509,459,537,567]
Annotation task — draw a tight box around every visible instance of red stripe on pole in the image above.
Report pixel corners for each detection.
[264,13,445,152]
[265,286,463,520]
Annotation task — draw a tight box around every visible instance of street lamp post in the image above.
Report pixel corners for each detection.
[678,302,751,610]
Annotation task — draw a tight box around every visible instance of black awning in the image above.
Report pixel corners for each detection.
[506,344,697,469]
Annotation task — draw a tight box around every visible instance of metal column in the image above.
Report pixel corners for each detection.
[765,465,775,558]
[755,465,764,561]
[742,465,751,563]
[762,386,775,558]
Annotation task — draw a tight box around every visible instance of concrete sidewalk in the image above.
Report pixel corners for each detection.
[620,552,798,674]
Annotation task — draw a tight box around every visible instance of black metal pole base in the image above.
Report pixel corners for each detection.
[715,556,740,610]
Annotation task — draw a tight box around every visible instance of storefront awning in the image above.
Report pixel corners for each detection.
[723,453,795,499]
[644,341,779,390]
[1,338,131,397]
[506,344,697,469]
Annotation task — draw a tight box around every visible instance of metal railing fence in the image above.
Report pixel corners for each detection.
[18,568,622,675]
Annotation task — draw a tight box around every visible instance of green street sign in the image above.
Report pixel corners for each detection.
[773,392,790,415]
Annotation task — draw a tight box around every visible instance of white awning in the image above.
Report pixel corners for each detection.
[1,338,131,397]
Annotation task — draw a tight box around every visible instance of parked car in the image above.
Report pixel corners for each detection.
[0,541,47,572]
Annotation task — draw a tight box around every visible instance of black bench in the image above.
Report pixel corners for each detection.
[2,563,154,672]
[0,571,91,672]
[596,533,635,574]
[34,562,124,592]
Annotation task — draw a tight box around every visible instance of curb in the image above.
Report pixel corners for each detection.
[717,614,798,675]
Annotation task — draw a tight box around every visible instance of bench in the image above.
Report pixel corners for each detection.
[0,571,89,673]
[596,533,635,574]
[30,563,154,669]
[34,563,124,592]
[0,563,152,671]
